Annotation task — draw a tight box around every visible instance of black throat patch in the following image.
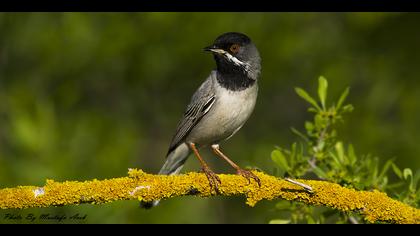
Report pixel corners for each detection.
[215,55,256,91]
[216,70,256,91]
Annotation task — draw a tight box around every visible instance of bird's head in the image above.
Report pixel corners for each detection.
[204,32,261,80]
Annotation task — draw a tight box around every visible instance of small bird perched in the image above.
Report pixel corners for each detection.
[142,32,261,208]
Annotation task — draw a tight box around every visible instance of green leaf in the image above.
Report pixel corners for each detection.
[295,87,322,111]
[335,142,345,163]
[291,127,310,143]
[342,104,354,113]
[329,152,342,168]
[271,150,290,172]
[391,163,403,179]
[370,157,379,184]
[314,114,323,129]
[312,165,328,179]
[347,144,357,166]
[305,121,314,131]
[403,168,413,180]
[296,142,305,162]
[269,219,291,224]
[378,159,394,181]
[412,170,420,191]
[318,76,328,110]
[290,142,297,168]
[308,107,318,113]
[403,168,414,192]
[336,87,350,111]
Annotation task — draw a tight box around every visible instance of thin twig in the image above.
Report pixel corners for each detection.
[305,118,331,175]
[285,178,313,192]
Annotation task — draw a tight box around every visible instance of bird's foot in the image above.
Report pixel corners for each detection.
[201,167,221,193]
[236,168,261,187]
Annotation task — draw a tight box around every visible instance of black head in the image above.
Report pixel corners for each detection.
[212,32,252,52]
[204,32,261,81]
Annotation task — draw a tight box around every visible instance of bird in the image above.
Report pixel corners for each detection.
[141,32,261,208]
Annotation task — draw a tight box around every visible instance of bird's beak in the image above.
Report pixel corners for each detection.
[203,45,226,55]
[204,45,248,70]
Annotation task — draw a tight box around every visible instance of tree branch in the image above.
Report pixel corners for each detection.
[0,169,419,224]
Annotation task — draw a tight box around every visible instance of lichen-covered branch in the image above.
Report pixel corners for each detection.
[0,169,419,224]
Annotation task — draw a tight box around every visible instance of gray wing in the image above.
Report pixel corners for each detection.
[167,76,216,155]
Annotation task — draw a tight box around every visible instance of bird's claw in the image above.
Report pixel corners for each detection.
[237,168,261,187]
[202,167,221,193]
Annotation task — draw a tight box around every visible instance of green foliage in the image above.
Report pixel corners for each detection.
[271,76,420,224]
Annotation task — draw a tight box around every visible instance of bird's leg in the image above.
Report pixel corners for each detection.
[188,143,221,192]
[211,144,261,186]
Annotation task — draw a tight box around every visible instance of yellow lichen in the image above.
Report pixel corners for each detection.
[0,169,419,224]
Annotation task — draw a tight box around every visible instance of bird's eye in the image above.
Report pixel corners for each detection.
[229,44,240,54]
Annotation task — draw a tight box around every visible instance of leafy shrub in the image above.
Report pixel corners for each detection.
[270,77,420,224]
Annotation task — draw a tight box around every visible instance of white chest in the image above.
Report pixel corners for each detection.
[213,85,257,127]
[186,80,258,145]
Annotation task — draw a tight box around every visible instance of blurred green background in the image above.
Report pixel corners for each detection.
[0,12,419,223]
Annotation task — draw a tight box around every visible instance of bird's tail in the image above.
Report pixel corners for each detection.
[140,143,190,209]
